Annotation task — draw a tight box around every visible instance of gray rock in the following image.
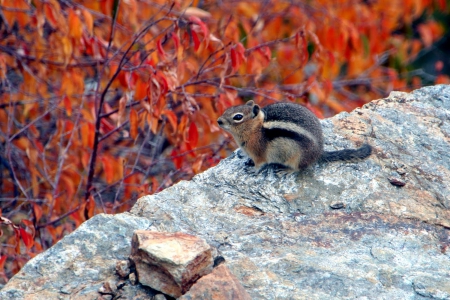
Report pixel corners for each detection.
[1,85,450,299]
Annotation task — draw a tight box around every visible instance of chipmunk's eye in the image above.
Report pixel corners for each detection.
[233,113,244,121]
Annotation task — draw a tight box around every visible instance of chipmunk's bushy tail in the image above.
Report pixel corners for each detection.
[319,143,372,163]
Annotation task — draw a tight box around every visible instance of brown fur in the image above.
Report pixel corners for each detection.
[217,104,267,168]
[217,100,371,172]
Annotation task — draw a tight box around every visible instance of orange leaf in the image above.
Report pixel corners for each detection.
[61,36,72,65]
[101,155,114,184]
[81,123,95,148]
[63,95,72,117]
[87,196,96,219]
[161,109,178,134]
[178,115,189,136]
[118,96,127,126]
[172,31,183,61]
[32,203,43,223]
[0,54,7,81]
[130,109,139,139]
[147,113,159,134]
[44,3,58,28]
[417,24,433,47]
[134,79,147,101]
[80,123,89,147]
[81,9,94,36]
[68,8,83,40]
[258,46,272,63]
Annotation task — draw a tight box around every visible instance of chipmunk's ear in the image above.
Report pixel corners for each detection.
[246,100,255,106]
[251,103,260,118]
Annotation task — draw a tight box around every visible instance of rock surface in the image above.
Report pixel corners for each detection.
[180,264,251,300]
[130,231,213,297]
[1,85,450,299]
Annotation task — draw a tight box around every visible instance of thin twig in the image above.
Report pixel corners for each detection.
[84,3,175,202]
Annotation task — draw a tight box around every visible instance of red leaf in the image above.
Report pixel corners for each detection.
[191,30,201,51]
[19,227,34,250]
[327,51,335,66]
[100,118,115,134]
[14,228,20,253]
[130,109,138,139]
[156,71,169,94]
[170,149,183,169]
[21,219,33,227]
[236,43,245,57]
[0,256,7,271]
[144,57,155,67]
[323,79,333,96]
[189,16,209,37]
[127,72,138,89]
[186,121,199,148]
[230,48,239,72]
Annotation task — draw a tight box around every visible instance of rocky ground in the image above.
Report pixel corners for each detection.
[1,85,449,299]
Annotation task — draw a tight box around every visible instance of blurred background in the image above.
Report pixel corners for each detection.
[0,0,449,284]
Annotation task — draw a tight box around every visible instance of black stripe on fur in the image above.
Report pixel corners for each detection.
[262,127,311,146]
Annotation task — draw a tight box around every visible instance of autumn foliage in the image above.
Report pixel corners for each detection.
[0,0,449,283]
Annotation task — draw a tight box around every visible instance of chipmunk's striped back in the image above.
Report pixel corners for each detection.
[217,100,371,172]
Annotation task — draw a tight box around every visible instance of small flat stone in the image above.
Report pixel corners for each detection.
[388,176,406,186]
[130,230,213,298]
[330,201,345,209]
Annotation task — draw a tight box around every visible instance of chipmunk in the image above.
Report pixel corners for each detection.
[217,100,372,172]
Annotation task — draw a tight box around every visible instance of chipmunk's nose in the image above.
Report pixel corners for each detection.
[217,118,224,126]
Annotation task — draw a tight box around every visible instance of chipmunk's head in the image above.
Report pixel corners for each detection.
[217,100,263,133]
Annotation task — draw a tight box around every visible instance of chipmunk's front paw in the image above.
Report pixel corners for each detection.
[257,163,291,177]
